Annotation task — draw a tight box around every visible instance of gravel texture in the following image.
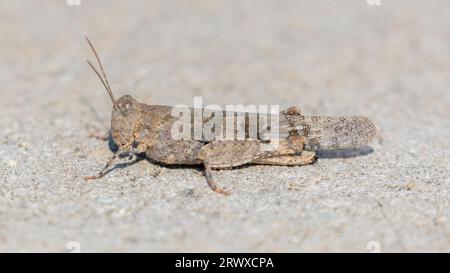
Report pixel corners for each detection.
[0,0,449,252]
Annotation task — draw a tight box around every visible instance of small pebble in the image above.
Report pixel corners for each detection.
[19,142,29,149]
[7,160,17,168]
[401,182,417,191]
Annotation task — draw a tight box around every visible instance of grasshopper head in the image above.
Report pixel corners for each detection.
[110,95,141,148]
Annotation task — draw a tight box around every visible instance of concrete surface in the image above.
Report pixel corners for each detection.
[0,0,449,252]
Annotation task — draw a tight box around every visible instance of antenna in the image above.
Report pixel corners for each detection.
[85,36,116,106]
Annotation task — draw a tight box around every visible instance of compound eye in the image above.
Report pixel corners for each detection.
[118,103,131,116]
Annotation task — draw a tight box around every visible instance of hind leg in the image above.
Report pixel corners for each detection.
[251,151,316,166]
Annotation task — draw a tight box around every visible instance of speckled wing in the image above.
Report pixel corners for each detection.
[279,115,377,150]
[171,107,377,150]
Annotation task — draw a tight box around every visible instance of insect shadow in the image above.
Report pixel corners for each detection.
[107,131,119,152]
[101,156,145,177]
[316,145,374,159]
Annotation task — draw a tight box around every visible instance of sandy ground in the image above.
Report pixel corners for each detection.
[0,0,449,252]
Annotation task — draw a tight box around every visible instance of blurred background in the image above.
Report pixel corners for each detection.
[0,0,449,252]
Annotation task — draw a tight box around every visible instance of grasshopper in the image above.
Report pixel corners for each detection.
[84,37,377,195]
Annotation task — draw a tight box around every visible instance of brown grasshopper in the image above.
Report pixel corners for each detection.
[84,37,377,195]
